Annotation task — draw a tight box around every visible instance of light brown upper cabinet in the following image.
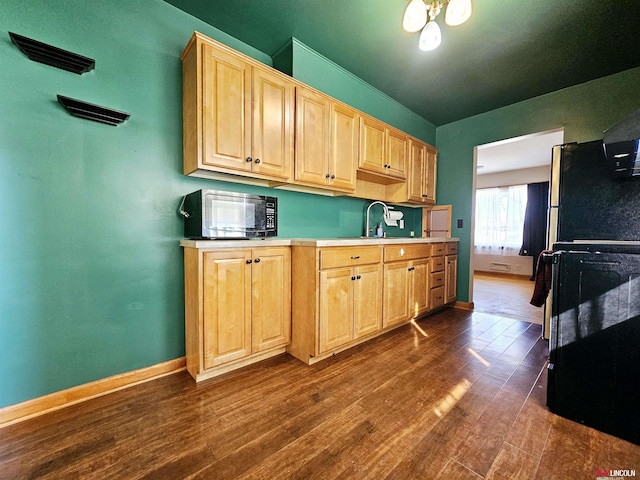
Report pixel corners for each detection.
[295,86,357,192]
[407,139,437,204]
[182,33,294,183]
[358,115,407,182]
[181,32,438,202]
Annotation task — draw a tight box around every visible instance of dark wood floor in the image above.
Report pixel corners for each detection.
[1,309,639,479]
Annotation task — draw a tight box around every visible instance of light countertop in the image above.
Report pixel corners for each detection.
[180,237,458,249]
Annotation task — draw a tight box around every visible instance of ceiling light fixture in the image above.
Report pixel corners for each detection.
[402,0,472,51]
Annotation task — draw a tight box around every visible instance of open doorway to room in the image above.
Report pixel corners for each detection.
[470,128,564,325]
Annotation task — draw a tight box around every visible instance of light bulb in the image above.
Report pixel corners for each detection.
[419,20,441,51]
[445,0,472,26]
[403,0,428,33]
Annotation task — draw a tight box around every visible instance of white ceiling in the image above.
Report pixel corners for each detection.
[476,129,565,175]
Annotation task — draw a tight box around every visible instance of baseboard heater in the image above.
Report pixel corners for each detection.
[490,262,510,272]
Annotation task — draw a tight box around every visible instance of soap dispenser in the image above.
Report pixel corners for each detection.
[376,222,383,238]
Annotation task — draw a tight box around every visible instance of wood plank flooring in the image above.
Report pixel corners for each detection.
[473,272,543,325]
[1,309,639,479]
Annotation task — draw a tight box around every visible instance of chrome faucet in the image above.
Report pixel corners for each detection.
[365,201,390,237]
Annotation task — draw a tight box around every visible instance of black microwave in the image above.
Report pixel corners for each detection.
[179,189,277,239]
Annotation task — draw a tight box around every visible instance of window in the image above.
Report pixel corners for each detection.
[474,185,527,256]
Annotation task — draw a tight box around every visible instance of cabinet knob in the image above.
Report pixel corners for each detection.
[246,259,252,264]
[331,174,335,179]
[351,276,356,281]
[254,258,261,263]
[350,256,360,259]
[245,157,253,163]
[357,275,361,280]
[325,173,331,178]
[255,158,261,164]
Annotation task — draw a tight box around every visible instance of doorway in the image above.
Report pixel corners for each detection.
[470,128,564,324]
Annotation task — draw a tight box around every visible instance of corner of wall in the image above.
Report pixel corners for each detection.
[272,38,294,76]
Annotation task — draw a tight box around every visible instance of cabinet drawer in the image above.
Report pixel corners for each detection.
[320,246,381,269]
[431,286,445,308]
[430,255,445,272]
[446,242,458,255]
[430,271,445,288]
[384,244,431,262]
[431,243,445,256]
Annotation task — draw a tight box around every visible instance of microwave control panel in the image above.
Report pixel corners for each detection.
[265,198,277,231]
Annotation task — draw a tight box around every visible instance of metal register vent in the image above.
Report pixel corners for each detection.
[9,32,95,75]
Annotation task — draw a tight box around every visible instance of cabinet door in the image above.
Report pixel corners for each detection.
[408,139,426,202]
[359,115,386,174]
[445,255,458,304]
[328,102,358,192]
[203,250,252,368]
[251,247,291,352]
[202,43,252,172]
[319,268,354,353]
[251,67,294,180]
[295,87,330,187]
[424,145,437,204]
[411,259,430,318]
[386,128,408,179]
[383,261,411,328]
[354,264,382,338]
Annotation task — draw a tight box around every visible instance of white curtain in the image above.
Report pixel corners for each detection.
[474,185,527,256]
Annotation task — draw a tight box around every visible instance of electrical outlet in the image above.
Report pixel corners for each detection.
[457,219,463,228]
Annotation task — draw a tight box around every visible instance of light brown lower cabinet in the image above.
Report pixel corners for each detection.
[184,246,291,381]
[446,253,458,304]
[290,245,383,364]
[383,244,431,327]
[319,263,382,353]
[430,246,446,309]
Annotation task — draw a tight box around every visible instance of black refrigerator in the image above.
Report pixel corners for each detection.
[546,139,640,445]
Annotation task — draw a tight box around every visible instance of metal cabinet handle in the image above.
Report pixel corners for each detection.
[254,258,261,263]
[325,173,331,178]
[245,157,252,162]
[350,256,360,259]
[357,275,361,279]
[246,259,252,264]
[331,174,336,179]
[254,158,261,164]
[351,276,356,281]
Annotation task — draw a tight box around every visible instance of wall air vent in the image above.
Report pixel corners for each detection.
[57,95,130,126]
[9,32,95,74]
[490,262,510,272]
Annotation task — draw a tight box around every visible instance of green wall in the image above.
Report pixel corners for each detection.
[274,38,437,145]
[436,66,640,303]
[0,0,426,408]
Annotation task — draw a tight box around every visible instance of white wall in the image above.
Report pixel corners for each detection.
[476,166,549,188]
[474,252,533,277]
[474,165,548,277]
